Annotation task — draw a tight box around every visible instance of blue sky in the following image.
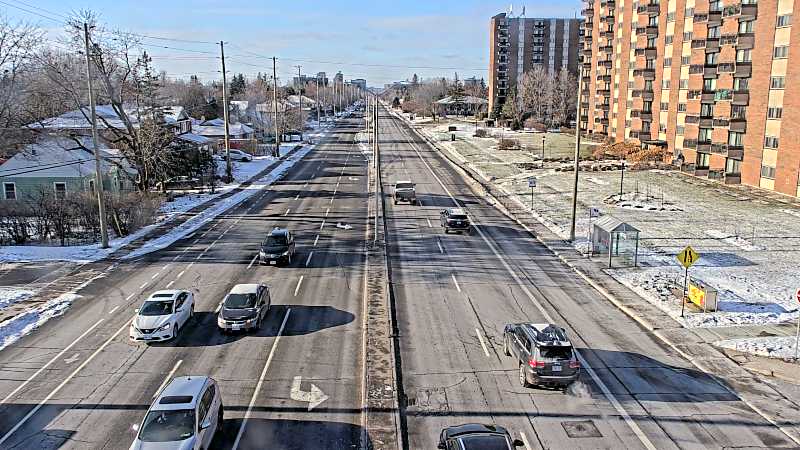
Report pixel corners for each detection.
[5,0,582,86]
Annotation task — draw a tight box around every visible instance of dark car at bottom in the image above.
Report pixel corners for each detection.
[260,227,296,265]
[503,322,580,388]
[438,424,524,450]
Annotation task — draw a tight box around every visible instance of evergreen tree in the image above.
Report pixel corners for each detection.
[229,73,247,98]
[412,73,419,85]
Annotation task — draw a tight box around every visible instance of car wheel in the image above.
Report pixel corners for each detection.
[216,404,224,434]
[190,305,195,320]
[519,364,530,388]
[503,336,510,356]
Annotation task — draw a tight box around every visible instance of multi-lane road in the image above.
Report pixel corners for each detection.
[0,106,796,449]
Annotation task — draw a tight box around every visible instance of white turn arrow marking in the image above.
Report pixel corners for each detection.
[64,353,80,364]
[290,376,328,411]
[336,222,352,230]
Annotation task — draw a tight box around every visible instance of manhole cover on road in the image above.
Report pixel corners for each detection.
[561,420,603,438]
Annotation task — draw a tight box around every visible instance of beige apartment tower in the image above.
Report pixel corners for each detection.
[581,0,800,197]
[489,13,582,115]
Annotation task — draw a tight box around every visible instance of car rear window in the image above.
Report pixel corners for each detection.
[396,183,414,189]
[449,214,467,220]
[460,435,510,450]
[539,346,573,360]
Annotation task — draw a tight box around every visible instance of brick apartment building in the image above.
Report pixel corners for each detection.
[488,13,582,115]
[581,0,800,198]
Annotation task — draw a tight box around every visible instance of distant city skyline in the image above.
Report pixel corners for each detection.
[3,0,582,86]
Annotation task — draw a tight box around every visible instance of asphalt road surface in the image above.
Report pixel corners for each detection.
[0,116,369,449]
[379,106,797,450]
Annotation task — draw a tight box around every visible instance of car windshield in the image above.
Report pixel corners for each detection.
[225,293,257,309]
[539,346,573,360]
[396,182,414,189]
[263,234,288,249]
[449,214,467,220]
[460,435,511,450]
[139,300,173,316]
[138,409,195,442]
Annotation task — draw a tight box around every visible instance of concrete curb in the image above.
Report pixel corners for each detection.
[391,110,800,446]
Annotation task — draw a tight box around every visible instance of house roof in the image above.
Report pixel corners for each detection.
[0,135,133,179]
[29,105,190,130]
[176,133,211,145]
[191,119,254,138]
[435,95,488,105]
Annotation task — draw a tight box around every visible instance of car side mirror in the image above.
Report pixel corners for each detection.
[134,308,139,314]
[513,439,524,447]
[200,418,213,430]
[131,423,139,433]
[437,444,446,450]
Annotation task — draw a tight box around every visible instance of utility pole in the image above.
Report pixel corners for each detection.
[295,65,303,141]
[83,23,109,248]
[569,66,584,242]
[272,57,280,158]
[316,76,321,128]
[219,41,232,181]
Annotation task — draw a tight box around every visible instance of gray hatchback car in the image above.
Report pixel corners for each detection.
[503,323,580,388]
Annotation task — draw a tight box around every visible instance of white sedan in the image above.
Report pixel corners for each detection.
[130,290,195,342]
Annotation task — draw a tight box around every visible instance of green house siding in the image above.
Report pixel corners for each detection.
[1,173,132,202]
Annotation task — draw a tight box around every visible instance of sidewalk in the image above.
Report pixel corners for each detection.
[391,109,800,445]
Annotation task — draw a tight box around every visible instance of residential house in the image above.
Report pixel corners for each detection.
[435,95,489,117]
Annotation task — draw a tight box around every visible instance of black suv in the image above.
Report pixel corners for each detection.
[503,323,580,388]
[438,424,524,450]
[440,208,471,234]
[260,228,296,265]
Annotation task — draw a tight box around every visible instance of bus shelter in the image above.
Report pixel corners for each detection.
[592,216,640,268]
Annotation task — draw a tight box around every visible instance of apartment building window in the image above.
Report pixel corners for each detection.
[739,20,754,34]
[699,128,713,142]
[648,16,658,26]
[709,0,722,11]
[685,7,695,18]
[697,152,710,168]
[628,81,635,89]
[666,34,674,44]
[729,131,744,146]
[642,122,651,133]
[774,46,790,59]
[677,125,686,135]
[664,57,672,67]
[661,102,670,110]
[708,26,721,38]
[625,120,632,127]
[736,49,752,63]
[643,101,653,112]
[731,104,747,119]
[659,123,667,132]
[647,37,657,47]
[3,182,15,200]
[777,14,792,28]
[761,164,776,179]
[734,77,749,92]
[667,12,676,23]
[703,78,717,91]
[662,79,671,89]
[771,76,786,89]
[700,103,714,117]
[681,56,691,65]
[765,136,780,148]
[678,102,687,112]
[683,31,693,41]
[767,107,783,119]
[680,79,689,89]
[645,80,654,91]
[726,158,741,175]
[646,59,656,69]
[54,182,67,200]
[705,52,719,65]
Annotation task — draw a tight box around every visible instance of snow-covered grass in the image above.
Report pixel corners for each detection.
[411,118,800,332]
[716,336,800,360]
[0,293,78,353]
[0,288,34,310]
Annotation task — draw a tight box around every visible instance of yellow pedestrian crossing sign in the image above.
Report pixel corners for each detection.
[677,246,700,269]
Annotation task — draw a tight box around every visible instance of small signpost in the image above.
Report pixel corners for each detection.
[588,207,600,257]
[677,246,700,317]
[794,288,800,362]
[527,177,537,209]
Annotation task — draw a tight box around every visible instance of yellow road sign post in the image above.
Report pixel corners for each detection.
[677,246,700,317]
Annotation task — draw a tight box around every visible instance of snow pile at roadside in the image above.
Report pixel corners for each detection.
[0,293,78,353]
[0,288,35,310]
[716,336,800,360]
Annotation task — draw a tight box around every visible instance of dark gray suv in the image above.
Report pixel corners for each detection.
[440,208,471,234]
[438,424,524,450]
[503,323,580,388]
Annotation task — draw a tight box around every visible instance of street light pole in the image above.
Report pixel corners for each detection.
[83,22,109,249]
[569,65,584,242]
[316,76,321,128]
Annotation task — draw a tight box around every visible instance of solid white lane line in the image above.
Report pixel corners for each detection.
[0,316,133,446]
[187,262,195,270]
[475,328,491,358]
[437,240,444,254]
[295,193,301,200]
[305,252,314,267]
[108,306,120,315]
[284,208,291,216]
[152,360,183,399]
[325,207,330,217]
[313,235,320,246]
[451,274,462,292]
[162,264,171,271]
[165,280,175,289]
[247,253,259,269]
[426,218,433,228]
[403,119,659,450]
[0,319,105,406]
[294,276,304,297]
[330,195,335,204]
[232,308,291,450]
[320,220,325,230]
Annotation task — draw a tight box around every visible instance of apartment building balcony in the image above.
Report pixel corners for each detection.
[633,68,656,79]
[703,65,718,78]
[597,88,612,96]
[699,117,715,127]
[707,10,722,24]
[721,34,738,45]
[600,45,614,53]
[598,103,611,111]
[631,109,653,120]
[631,90,655,100]
[713,118,730,127]
[737,34,755,49]
[681,164,710,176]
[583,61,593,69]
[710,143,728,154]
[581,102,590,110]
[706,37,720,51]
[581,7,594,16]
[684,139,698,149]
[634,47,658,58]
[724,172,742,184]
[696,141,712,152]
[717,62,735,73]
[599,59,613,68]
[636,26,659,36]
[583,47,594,57]
[732,91,749,105]
[741,3,758,19]
[691,39,707,49]
[600,0,615,7]
[727,146,745,160]
[601,30,615,38]
[729,117,747,132]
[735,62,752,77]
[685,115,700,124]
[689,64,705,75]
[596,74,612,82]
[701,90,717,102]
[637,3,661,15]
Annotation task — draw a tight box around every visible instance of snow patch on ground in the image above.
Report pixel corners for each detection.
[0,293,78,353]
[705,229,762,252]
[716,336,800,360]
[0,288,35,310]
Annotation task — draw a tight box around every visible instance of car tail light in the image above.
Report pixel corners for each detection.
[528,357,545,368]
[569,359,580,369]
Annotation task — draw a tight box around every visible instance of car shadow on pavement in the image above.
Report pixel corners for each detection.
[152,305,355,347]
[211,417,367,450]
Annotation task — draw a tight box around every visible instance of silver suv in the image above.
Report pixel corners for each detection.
[393,181,417,205]
[130,376,223,450]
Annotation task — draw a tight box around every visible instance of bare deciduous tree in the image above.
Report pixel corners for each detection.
[0,14,43,151]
